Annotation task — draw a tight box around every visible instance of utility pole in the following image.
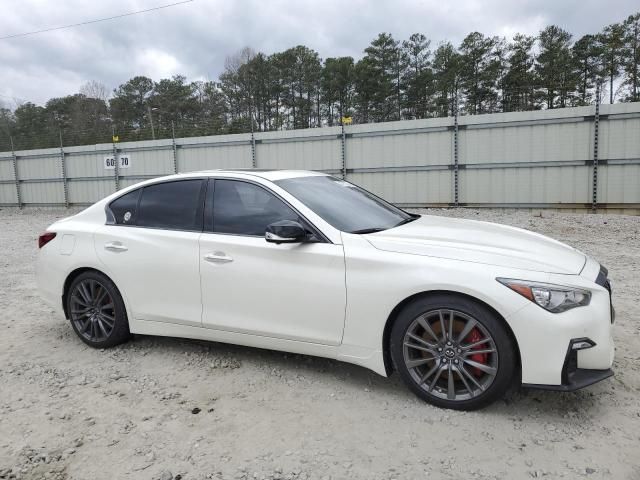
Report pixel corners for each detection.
[171,121,178,174]
[59,130,69,208]
[112,125,120,192]
[453,93,459,208]
[592,83,601,212]
[10,136,22,208]
[249,98,257,168]
[147,106,156,140]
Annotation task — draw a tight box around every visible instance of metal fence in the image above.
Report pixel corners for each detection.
[1,102,639,213]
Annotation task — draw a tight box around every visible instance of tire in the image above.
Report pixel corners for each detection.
[66,271,131,348]
[389,293,516,410]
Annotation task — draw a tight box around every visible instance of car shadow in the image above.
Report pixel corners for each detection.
[125,333,406,394]
[115,333,615,417]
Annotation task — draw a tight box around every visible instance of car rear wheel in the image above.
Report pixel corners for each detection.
[390,294,516,410]
[66,271,130,348]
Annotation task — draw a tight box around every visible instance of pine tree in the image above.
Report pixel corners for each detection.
[502,34,537,111]
[536,26,577,108]
[621,13,640,102]
[599,23,626,103]
[432,42,462,117]
[362,33,402,121]
[109,76,155,136]
[458,32,501,114]
[402,33,433,119]
[322,57,355,125]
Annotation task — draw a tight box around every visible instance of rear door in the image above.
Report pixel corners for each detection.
[199,178,346,345]
[94,179,206,326]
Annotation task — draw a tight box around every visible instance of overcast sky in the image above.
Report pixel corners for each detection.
[0,0,637,106]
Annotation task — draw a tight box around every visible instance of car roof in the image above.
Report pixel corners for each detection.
[179,169,330,182]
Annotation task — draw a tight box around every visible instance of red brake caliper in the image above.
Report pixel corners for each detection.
[465,328,488,377]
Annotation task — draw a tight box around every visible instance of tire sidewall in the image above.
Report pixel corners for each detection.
[390,293,516,410]
[66,271,130,348]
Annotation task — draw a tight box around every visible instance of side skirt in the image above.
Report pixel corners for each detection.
[130,319,387,376]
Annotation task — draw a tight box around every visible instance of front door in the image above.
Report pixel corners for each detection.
[199,179,346,345]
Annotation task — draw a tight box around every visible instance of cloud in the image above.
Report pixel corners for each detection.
[0,0,636,105]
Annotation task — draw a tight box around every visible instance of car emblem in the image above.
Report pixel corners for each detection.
[124,211,131,222]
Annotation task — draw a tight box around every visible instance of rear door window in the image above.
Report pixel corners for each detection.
[136,179,205,231]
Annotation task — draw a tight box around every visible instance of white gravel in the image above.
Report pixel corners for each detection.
[0,207,639,480]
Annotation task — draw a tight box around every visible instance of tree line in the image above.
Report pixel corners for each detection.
[1,11,639,151]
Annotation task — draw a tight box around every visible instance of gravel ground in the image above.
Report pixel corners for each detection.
[0,207,639,480]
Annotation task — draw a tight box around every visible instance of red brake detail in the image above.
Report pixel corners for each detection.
[466,328,488,377]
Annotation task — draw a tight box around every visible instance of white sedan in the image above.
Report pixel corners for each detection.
[36,170,615,410]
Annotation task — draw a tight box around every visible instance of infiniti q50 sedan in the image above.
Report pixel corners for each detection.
[36,170,615,410]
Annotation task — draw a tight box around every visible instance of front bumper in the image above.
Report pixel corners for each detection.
[523,369,613,391]
[506,266,615,387]
[523,338,614,391]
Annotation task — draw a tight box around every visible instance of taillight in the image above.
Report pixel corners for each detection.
[38,232,57,249]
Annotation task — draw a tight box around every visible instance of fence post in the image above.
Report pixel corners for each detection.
[112,126,120,192]
[250,130,257,168]
[453,97,460,207]
[171,121,178,174]
[591,83,601,212]
[59,130,69,207]
[10,136,22,208]
[341,121,347,179]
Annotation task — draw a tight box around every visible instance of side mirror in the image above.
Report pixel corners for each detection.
[265,220,307,244]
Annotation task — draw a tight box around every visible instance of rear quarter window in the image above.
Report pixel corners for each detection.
[108,189,140,225]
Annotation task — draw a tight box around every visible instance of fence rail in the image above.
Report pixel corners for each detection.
[1,102,639,213]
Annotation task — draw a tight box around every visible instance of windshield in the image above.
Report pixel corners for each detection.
[275,176,416,233]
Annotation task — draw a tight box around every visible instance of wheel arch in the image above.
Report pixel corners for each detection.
[62,267,117,319]
[381,290,522,378]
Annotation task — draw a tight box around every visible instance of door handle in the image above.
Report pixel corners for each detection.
[104,241,128,252]
[204,252,233,264]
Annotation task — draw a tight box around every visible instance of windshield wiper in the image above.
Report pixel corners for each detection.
[349,227,388,234]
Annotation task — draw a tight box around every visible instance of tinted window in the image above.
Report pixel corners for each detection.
[137,180,204,231]
[275,176,412,233]
[109,189,140,225]
[213,180,300,236]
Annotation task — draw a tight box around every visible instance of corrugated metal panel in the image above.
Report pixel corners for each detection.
[599,165,640,203]
[257,138,341,170]
[16,156,61,180]
[21,181,64,204]
[349,170,453,205]
[178,144,252,172]
[118,146,173,177]
[0,184,17,204]
[459,121,592,165]
[66,152,114,179]
[347,130,452,169]
[598,116,640,204]
[119,178,148,189]
[0,160,15,181]
[461,166,590,204]
[68,180,115,204]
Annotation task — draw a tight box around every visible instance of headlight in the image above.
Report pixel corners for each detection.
[497,278,591,313]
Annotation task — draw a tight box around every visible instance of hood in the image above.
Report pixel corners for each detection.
[365,215,586,274]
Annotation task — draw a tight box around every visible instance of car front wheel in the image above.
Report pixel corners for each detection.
[390,294,516,410]
[66,271,130,348]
